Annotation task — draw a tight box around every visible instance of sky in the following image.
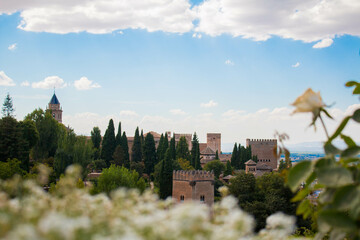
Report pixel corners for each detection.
[0,0,360,151]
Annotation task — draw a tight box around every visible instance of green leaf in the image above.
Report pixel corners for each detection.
[328,116,351,142]
[305,171,317,186]
[353,85,360,95]
[287,160,313,192]
[292,187,311,202]
[318,210,357,232]
[315,157,335,169]
[296,199,313,219]
[345,81,358,87]
[332,185,360,211]
[324,142,341,155]
[318,188,336,204]
[321,108,333,119]
[341,146,360,158]
[340,134,356,147]
[317,166,353,188]
[352,109,360,123]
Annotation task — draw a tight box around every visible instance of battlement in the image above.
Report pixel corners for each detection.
[246,138,277,144]
[173,170,214,181]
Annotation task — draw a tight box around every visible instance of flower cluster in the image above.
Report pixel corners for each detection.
[0,166,299,240]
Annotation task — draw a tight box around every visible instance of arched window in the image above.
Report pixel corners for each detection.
[180,195,184,202]
[200,195,205,202]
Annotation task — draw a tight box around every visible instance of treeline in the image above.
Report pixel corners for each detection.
[91,119,203,198]
[0,94,206,198]
[230,143,258,170]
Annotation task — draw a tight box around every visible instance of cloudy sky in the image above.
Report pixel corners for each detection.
[1,0,360,151]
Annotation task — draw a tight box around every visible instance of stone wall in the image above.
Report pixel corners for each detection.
[246,139,278,169]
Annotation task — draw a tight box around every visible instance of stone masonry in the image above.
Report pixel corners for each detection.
[172,170,214,207]
[246,139,278,169]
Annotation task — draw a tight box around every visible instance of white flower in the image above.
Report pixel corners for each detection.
[291,88,325,114]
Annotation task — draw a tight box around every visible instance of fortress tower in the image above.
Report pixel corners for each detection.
[207,133,221,153]
[246,139,277,169]
[172,170,214,207]
[47,92,62,123]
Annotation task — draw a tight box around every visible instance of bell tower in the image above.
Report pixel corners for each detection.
[48,91,62,123]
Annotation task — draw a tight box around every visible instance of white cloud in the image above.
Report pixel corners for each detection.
[194,0,360,43]
[225,59,234,65]
[1,0,194,34]
[292,62,300,68]
[201,100,218,108]
[192,33,202,39]
[118,31,124,35]
[0,71,16,86]
[170,109,187,115]
[20,81,30,87]
[8,43,17,51]
[74,77,100,90]
[119,110,138,117]
[312,38,334,49]
[32,76,67,89]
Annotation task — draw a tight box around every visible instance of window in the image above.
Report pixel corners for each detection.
[200,195,205,202]
[180,195,184,202]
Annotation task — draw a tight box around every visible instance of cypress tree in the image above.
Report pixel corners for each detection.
[115,122,122,146]
[101,119,116,166]
[121,132,130,168]
[159,149,173,199]
[224,160,233,176]
[91,126,101,160]
[140,129,144,147]
[157,134,165,161]
[169,135,176,162]
[215,150,219,160]
[231,143,238,169]
[131,127,142,163]
[176,136,190,160]
[143,132,157,175]
[191,132,201,169]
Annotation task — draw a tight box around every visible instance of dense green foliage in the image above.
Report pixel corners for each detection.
[0,158,25,179]
[101,119,116,166]
[131,127,142,163]
[159,149,173,199]
[143,133,157,175]
[91,126,101,159]
[112,145,126,166]
[92,164,146,195]
[224,160,233,176]
[25,108,65,160]
[229,172,305,231]
[54,131,93,178]
[190,132,201,169]
[203,160,224,178]
[231,143,254,170]
[176,136,190,161]
[115,122,122,146]
[121,132,130,168]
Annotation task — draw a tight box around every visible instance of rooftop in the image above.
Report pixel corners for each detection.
[49,93,60,105]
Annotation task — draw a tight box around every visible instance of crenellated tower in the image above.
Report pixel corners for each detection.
[172,170,214,207]
[246,139,277,169]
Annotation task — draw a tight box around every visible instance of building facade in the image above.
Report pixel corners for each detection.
[172,170,214,207]
[246,139,278,169]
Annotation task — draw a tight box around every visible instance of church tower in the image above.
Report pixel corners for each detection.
[48,92,62,123]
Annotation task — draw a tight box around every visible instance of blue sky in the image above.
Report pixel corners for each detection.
[1,0,360,151]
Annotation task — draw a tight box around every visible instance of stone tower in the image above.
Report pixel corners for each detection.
[48,92,62,123]
[246,139,277,169]
[207,133,221,154]
[172,170,214,207]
